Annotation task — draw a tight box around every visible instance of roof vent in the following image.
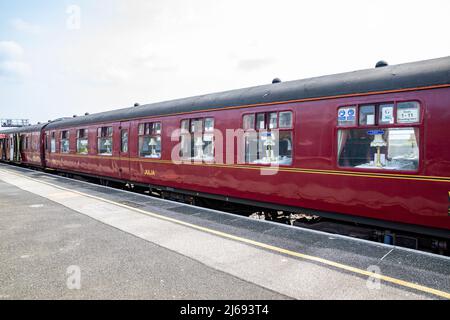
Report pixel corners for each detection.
[73,115,77,118]
[134,103,140,107]
[375,60,388,68]
[85,112,90,116]
[272,78,282,84]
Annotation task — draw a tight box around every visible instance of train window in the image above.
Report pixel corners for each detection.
[256,113,266,130]
[337,127,419,171]
[61,131,70,153]
[379,103,395,124]
[180,118,214,161]
[243,114,255,130]
[121,130,128,153]
[139,122,161,158]
[51,132,56,153]
[191,119,203,133]
[76,129,88,154]
[181,120,189,132]
[269,113,278,129]
[359,105,376,126]
[205,118,214,132]
[98,127,113,155]
[25,136,29,150]
[244,111,293,166]
[397,101,420,124]
[337,106,357,126]
[279,111,293,128]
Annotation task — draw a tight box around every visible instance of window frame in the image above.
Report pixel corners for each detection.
[241,110,294,167]
[179,117,216,161]
[138,121,162,159]
[76,128,89,155]
[60,130,70,154]
[335,99,424,173]
[120,129,129,153]
[97,126,113,156]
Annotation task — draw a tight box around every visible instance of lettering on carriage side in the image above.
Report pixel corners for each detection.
[144,169,156,177]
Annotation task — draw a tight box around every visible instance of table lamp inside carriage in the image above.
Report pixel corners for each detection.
[370,134,387,167]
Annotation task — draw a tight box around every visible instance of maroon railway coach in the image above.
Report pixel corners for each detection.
[1,57,450,242]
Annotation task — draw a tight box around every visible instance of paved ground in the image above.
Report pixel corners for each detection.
[0,164,449,300]
[0,180,287,300]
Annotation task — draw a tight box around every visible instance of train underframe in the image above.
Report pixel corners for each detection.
[2,161,449,256]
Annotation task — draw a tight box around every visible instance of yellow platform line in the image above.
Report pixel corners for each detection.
[1,167,449,300]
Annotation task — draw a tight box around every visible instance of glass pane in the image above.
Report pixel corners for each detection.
[379,104,395,124]
[203,133,214,160]
[243,114,255,130]
[337,128,419,170]
[77,139,88,154]
[269,112,278,129]
[359,105,375,125]
[191,119,203,133]
[138,124,145,135]
[245,132,259,163]
[338,106,356,126]
[204,118,214,132]
[278,131,293,165]
[180,134,191,158]
[192,134,204,159]
[140,136,161,158]
[51,139,56,153]
[397,101,420,123]
[61,139,70,153]
[98,138,112,155]
[256,113,265,130]
[153,122,161,135]
[279,111,293,128]
[107,127,113,137]
[181,120,189,132]
[121,130,128,153]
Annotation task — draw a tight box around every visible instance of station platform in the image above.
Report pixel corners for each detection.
[0,163,449,300]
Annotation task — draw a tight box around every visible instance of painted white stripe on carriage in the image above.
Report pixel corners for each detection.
[0,168,441,299]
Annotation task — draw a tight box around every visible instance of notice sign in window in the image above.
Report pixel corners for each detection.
[397,102,420,124]
[338,106,356,126]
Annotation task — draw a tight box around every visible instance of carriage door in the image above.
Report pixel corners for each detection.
[119,122,131,180]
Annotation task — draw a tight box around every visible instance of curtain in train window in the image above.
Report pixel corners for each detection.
[337,127,419,170]
[139,122,161,158]
[77,129,88,154]
[61,131,70,153]
[98,127,113,155]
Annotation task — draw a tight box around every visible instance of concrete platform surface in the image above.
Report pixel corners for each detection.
[0,164,449,300]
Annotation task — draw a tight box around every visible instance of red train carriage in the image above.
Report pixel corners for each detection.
[1,56,450,241]
[0,124,46,166]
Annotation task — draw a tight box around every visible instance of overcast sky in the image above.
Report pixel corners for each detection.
[1,0,449,124]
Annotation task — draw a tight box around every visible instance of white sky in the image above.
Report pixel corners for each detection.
[0,0,449,124]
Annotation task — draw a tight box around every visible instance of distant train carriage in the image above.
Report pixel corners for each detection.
[1,56,450,244]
